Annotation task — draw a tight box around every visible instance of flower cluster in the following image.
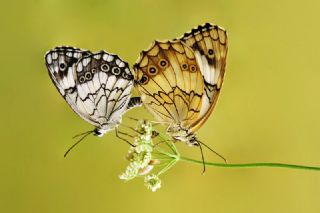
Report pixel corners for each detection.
[119,120,162,191]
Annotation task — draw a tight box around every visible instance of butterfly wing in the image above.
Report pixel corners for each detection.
[75,51,134,127]
[134,40,204,128]
[45,47,135,129]
[178,23,228,132]
[45,46,97,125]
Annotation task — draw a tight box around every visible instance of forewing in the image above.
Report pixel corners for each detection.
[45,46,98,126]
[134,40,204,128]
[178,23,228,132]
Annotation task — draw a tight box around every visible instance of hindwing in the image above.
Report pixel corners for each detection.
[134,40,204,128]
[74,52,134,126]
[178,23,228,132]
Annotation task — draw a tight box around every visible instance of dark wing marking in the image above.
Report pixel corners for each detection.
[45,47,136,128]
[75,51,134,126]
[45,46,99,125]
[134,40,204,128]
[178,23,228,132]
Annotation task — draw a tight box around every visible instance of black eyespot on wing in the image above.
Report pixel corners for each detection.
[181,63,188,70]
[148,66,158,75]
[158,59,168,68]
[59,63,66,70]
[79,76,86,83]
[112,67,121,75]
[101,64,110,72]
[149,67,156,73]
[139,75,149,85]
[190,64,197,72]
[85,72,92,80]
[122,72,134,80]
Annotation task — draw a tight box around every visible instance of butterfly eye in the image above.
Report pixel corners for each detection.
[190,64,197,72]
[59,62,66,70]
[79,76,86,83]
[91,68,97,74]
[101,64,110,72]
[148,66,158,76]
[85,72,92,80]
[181,63,189,71]
[139,75,149,85]
[208,49,214,56]
[158,59,168,68]
[112,67,121,75]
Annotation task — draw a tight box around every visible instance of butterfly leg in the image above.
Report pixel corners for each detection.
[120,123,141,134]
[117,129,134,138]
[122,119,160,138]
[197,142,206,174]
[115,128,135,147]
[197,141,227,164]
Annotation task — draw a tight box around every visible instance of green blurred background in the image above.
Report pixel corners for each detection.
[1,0,320,212]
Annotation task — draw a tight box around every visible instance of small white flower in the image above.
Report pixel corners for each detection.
[135,143,153,153]
[120,120,155,181]
[138,165,154,176]
[119,120,179,192]
[144,174,161,192]
[131,150,152,169]
[119,163,139,181]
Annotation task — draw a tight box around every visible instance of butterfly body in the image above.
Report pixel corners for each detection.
[45,46,141,137]
[134,23,228,146]
[167,123,198,146]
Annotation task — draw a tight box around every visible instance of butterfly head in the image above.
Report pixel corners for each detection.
[93,128,108,137]
[167,124,199,146]
[94,123,118,137]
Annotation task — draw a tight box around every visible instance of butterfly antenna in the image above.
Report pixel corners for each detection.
[64,131,93,158]
[72,130,94,139]
[197,140,227,164]
[198,142,206,174]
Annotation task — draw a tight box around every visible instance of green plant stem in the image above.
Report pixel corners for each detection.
[180,156,320,171]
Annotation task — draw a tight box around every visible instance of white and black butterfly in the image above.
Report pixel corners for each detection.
[45,46,141,144]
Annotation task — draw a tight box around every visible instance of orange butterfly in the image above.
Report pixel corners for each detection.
[134,23,228,163]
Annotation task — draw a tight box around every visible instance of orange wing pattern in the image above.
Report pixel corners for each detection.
[134,40,204,128]
[178,23,228,132]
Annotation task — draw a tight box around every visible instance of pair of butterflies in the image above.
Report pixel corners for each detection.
[45,23,228,151]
